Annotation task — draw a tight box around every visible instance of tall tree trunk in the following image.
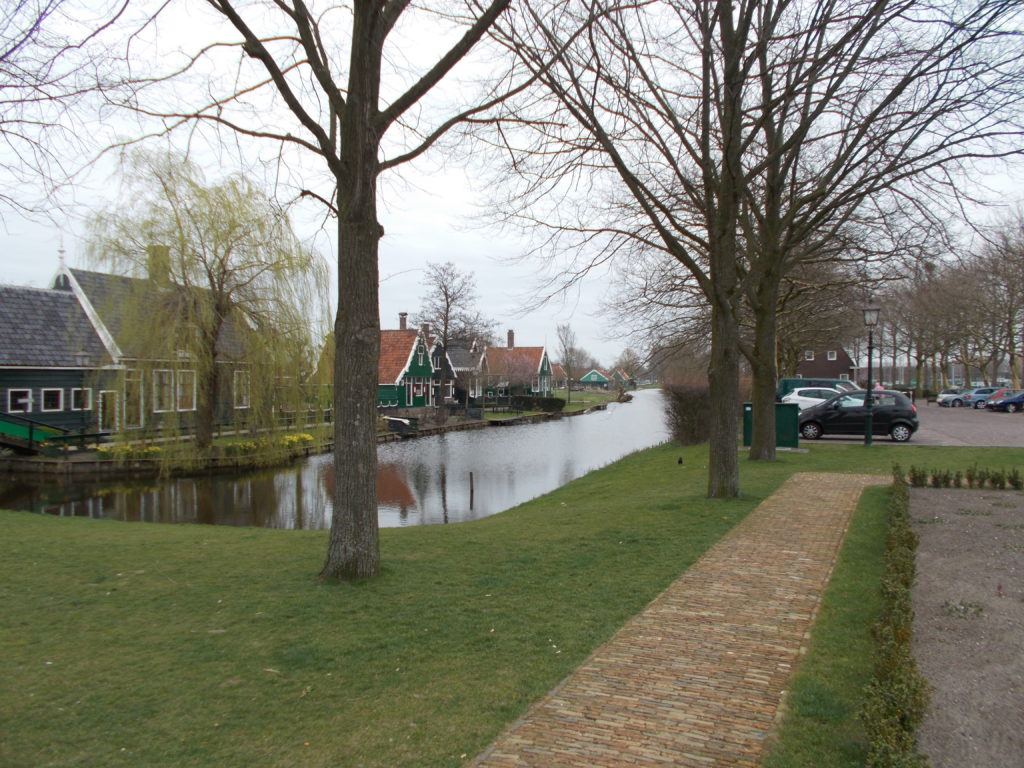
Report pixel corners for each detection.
[702,0,743,498]
[706,299,740,497]
[320,3,383,581]
[322,201,382,581]
[747,270,781,461]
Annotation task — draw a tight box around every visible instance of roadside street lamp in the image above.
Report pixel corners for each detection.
[863,299,881,446]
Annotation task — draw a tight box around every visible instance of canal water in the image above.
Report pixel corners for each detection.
[0,389,669,529]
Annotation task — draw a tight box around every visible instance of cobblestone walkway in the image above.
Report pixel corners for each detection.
[472,472,888,768]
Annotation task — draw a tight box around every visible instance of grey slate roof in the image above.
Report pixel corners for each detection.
[0,284,109,367]
[65,268,247,360]
[447,345,482,372]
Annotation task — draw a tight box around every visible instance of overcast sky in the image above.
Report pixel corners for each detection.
[1,1,631,368]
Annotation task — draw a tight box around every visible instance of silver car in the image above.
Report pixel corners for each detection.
[781,386,842,410]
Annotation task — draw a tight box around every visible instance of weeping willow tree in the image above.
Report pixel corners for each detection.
[87,150,329,459]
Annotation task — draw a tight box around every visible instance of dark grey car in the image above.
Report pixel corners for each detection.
[798,390,919,442]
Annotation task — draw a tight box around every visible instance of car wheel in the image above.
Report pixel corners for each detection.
[973,401,984,409]
[951,399,963,407]
[1007,404,1019,414]
[800,422,823,440]
[890,424,913,442]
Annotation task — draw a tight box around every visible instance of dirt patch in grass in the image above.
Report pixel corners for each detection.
[910,488,1024,768]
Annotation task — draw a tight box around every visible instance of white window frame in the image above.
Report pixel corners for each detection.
[7,389,31,413]
[153,369,175,413]
[70,388,93,411]
[233,370,250,409]
[827,350,838,361]
[839,373,850,380]
[176,369,197,412]
[123,368,144,429]
[804,350,815,361]
[40,388,64,412]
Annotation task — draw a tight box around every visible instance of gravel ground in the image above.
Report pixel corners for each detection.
[910,487,1024,768]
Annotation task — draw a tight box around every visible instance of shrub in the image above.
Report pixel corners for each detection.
[1009,468,1023,491]
[97,443,162,460]
[860,466,931,768]
[663,385,710,445]
[510,395,566,412]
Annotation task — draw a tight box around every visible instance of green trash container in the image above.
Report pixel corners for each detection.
[742,402,800,448]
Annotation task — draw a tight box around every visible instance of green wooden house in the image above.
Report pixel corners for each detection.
[377,329,435,407]
[579,368,610,389]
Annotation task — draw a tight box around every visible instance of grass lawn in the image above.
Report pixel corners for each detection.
[3,443,1022,767]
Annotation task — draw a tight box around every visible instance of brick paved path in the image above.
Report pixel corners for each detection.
[472,472,887,768]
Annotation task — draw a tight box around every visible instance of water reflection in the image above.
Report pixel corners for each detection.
[1,389,668,529]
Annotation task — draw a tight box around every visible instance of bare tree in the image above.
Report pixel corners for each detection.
[555,322,581,403]
[1,0,127,215]
[109,0,519,580]
[489,0,1024,486]
[416,261,492,420]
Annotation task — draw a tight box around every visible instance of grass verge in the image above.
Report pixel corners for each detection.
[763,483,890,768]
[3,442,1022,767]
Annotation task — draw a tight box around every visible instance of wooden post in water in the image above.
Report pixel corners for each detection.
[469,471,474,510]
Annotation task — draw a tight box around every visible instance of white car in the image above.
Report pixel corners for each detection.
[781,386,842,410]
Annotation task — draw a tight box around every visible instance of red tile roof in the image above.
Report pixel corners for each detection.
[379,329,420,385]
[485,346,545,381]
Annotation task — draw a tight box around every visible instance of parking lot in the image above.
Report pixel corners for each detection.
[807,400,1024,447]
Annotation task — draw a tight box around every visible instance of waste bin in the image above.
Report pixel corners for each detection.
[742,402,800,448]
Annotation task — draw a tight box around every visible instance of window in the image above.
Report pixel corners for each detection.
[233,370,250,409]
[124,369,143,428]
[41,388,64,412]
[804,350,815,361]
[176,370,196,411]
[153,370,174,412]
[70,388,92,410]
[827,350,838,361]
[839,373,849,380]
[7,389,31,413]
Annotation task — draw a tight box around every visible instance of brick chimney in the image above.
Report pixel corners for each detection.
[399,312,408,330]
[421,323,430,338]
[146,244,171,284]
[507,329,515,349]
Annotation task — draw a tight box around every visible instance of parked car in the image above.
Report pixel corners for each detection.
[776,377,857,401]
[985,390,1024,413]
[980,388,1019,406]
[936,387,968,407]
[962,386,1002,409]
[798,390,919,442]
[781,387,842,410]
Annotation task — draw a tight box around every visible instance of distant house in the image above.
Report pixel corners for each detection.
[579,368,610,390]
[481,330,552,398]
[0,284,110,435]
[446,341,485,402]
[796,348,856,381]
[52,266,249,432]
[610,369,635,389]
[551,364,567,390]
[1,263,249,441]
[377,319,434,407]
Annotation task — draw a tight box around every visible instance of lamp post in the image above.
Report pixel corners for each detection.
[863,299,881,446]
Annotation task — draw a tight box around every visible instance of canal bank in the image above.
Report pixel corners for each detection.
[0,400,616,477]
[0,390,667,528]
